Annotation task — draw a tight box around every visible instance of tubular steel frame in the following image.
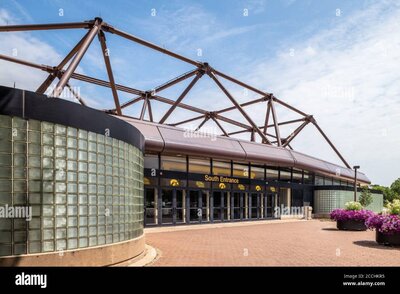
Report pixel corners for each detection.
[0,17,351,168]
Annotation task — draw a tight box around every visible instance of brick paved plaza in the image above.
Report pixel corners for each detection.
[145,220,400,266]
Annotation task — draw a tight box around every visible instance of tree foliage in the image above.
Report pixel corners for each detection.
[359,186,373,207]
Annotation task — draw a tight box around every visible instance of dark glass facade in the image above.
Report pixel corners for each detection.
[143,154,356,226]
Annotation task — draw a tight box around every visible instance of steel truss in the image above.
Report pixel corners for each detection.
[0,17,350,168]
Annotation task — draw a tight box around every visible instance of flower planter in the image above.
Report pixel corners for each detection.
[376,231,400,246]
[336,219,367,231]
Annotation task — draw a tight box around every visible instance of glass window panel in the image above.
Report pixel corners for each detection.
[43,229,54,240]
[0,140,12,153]
[79,216,88,226]
[212,160,231,176]
[324,177,333,185]
[280,168,292,181]
[56,239,66,251]
[292,168,303,183]
[55,136,66,147]
[56,217,67,228]
[55,125,66,135]
[79,238,88,248]
[266,167,279,181]
[68,217,77,227]
[42,241,54,252]
[29,242,41,254]
[43,205,54,216]
[188,157,210,174]
[42,133,54,145]
[0,154,12,167]
[68,239,78,249]
[68,227,77,238]
[315,175,324,186]
[233,163,249,178]
[161,155,186,172]
[28,230,41,241]
[67,161,77,171]
[42,218,54,228]
[67,127,77,137]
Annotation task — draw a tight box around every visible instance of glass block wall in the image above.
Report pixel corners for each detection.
[314,189,383,214]
[0,115,144,257]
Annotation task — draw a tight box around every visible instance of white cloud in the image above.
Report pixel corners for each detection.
[243,1,400,185]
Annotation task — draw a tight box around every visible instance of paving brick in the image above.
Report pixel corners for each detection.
[145,220,400,266]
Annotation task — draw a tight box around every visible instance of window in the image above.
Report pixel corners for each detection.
[161,155,187,172]
[279,168,292,181]
[250,165,264,180]
[333,179,341,186]
[304,171,313,184]
[188,157,210,174]
[292,168,303,183]
[232,163,249,178]
[324,177,333,185]
[144,154,159,169]
[212,160,231,176]
[266,167,279,181]
[315,175,324,186]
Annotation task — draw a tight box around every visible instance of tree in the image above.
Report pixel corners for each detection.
[371,184,399,202]
[359,186,373,208]
[390,178,400,195]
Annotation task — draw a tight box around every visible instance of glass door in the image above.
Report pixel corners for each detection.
[161,189,173,224]
[189,190,200,223]
[264,192,279,218]
[212,191,228,222]
[175,189,186,224]
[250,193,261,219]
[231,192,245,221]
[145,187,157,226]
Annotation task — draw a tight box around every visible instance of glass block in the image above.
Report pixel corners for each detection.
[42,146,54,157]
[55,194,66,204]
[31,205,41,217]
[28,230,41,241]
[0,179,12,192]
[67,171,78,182]
[97,154,105,164]
[97,175,105,185]
[98,186,105,196]
[55,159,66,170]
[98,225,105,235]
[78,151,87,161]
[106,235,113,244]
[55,136,66,147]
[67,149,77,160]
[13,142,26,153]
[29,217,41,229]
[56,217,67,227]
[78,173,87,183]
[98,196,105,206]
[14,243,27,255]
[89,226,97,236]
[68,238,78,249]
[67,227,77,238]
[43,229,54,240]
[13,129,26,141]
[28,119,41,131]
[29,242,41,254]
[43,181,54,192]
[28,168,41,180]
[28,156,40,168]
[0,115,12,127]
[67,205,77,216]
[43,158,54,169]
[78,184,87,194]
[88,152,96,162]
[55,147,66,158]
[43,241,54,252]
[78,130,88,140]
[13,180,27,192]
[42,169,54,181]
[89,236,97,247]
[68,216,77,227]
[29,131,41,144]
[0,192,11,204]
[55,170,66,181]
[56,239,66,251]
[79,237,88,248]
[13,219,26,230]
[89,206,97,215]
[67,127,77,137]
[79,206,88,216]
[0,140,12,153]
[79,216,87,226]
[28,193,41,204]
[42,193,54,204]
[42,122,54,133]
[78,162,87,172]
[67,194,77,204]
[43,205,54,217]
[113,234,119,242]
[88,184,97,194]
[78,140,87,150]
[88,195,97,205]
[43,217,54,228]
[55,125,66,135]
[55,182,66,193]
[88,174,96,183]
[56,228,66,239]
[14,154,26,167]
[88,132,97,142]
[79,227,87,237]
[56,205,66,216]
[42,133,54,145]
[89,216,97,226]
[98,235,105,245]
[67,137,77,148]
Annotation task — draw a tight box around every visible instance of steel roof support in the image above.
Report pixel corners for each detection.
[169,114,206,127]
[120,95,143,109]
[140,97,148,120]
[98,30,122,115]
[0,21,91,32]
[147,98,154,122]
[269,98,282,146]
[208,70,272,144]
[151,95,207,115]
[154,69,199,93]
[159,72,203,124]
[312,121,351,169]
[52,18,101,97]
[211,116,229,137]
[66,82,87,106]
[195,116,210,131]
[282,120,309,147]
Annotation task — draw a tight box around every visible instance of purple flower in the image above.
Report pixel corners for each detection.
[366,214,400,235]
[330,209,375,221]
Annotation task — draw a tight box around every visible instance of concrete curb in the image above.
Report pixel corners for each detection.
[127,245,158,267]
[145,218,313,234]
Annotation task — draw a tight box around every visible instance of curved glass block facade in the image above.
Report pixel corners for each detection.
[0,115,144,257]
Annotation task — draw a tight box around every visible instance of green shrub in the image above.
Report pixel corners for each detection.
[345,201,362,211]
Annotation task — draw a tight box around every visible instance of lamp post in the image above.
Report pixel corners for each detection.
[353,165,360,201]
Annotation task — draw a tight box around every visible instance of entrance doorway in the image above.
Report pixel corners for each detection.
[264,192,278,218]
[231,192,245,220]
[249,193,262,219]
[188,190,210,223]
[212,191,228,222]
[160,189,186,225]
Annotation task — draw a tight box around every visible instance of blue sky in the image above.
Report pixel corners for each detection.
[0,0,399,186]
